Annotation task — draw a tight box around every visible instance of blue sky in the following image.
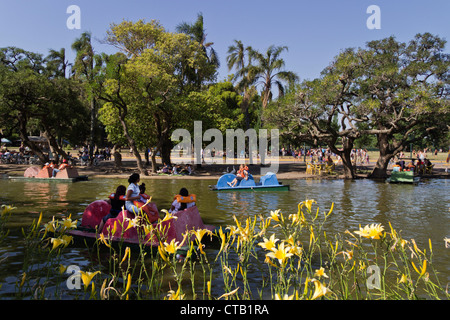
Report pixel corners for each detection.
[0,0,449,82]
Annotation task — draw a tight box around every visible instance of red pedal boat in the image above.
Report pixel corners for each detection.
[67,199,216,250]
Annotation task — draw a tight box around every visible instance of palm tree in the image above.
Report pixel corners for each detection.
[248,45,299,111]
[45,48,70,78]
[71,32,94,79]
[71,32,98,164]
[227,40,256,129]
[176,12,219,86]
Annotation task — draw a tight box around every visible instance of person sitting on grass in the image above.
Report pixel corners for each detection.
[227,164,249,187]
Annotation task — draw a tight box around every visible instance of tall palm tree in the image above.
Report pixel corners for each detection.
[176,12,219,86]
[248,45,299,111]
[71,32,94,79]
[45,48,70,78]
[227,40,255,129]
[71,32,98,164]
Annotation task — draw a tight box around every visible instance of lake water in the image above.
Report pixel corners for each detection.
[0,176,448,299]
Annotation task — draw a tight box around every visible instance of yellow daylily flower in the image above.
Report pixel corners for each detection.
[274,293,294,300]
[123,273,132,300]
[338,249,354,260]
[398,274,408,284]
[314,267,329,279]
[50,235,72,250]
[163,239,181,254]
[354,223,384,240]
[120,247,131,265]
[158,243,169,263]
[80,270,101,290]
[58,264,68,274]
[266,242,293,265]
[44,217,59,233]
[1,204,16,217]
[99,233,112,248]
[191,228,213,244]
[62,215,77,230]
[160,209,178,223]
[217,227,227,254]
[166,286,185,300]
[269,209,282,222]
[303,199,317,212]
[411,260,427,277]
[258,234,279,251]
[311,279,333,300]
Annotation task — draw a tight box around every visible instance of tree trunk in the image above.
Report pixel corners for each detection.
[369,154,393,179]
[88,98,96,166]
[150,148,158,173]
[160,137,172,166]
[119,116,147,175]
[112,144,122,169]
[369,133,399,179]
[17,114,48,164]
[42,130,68,163]
[329,137,356,179]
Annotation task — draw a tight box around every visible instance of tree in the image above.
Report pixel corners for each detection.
[71,32,105,164]
[227,40,259,129]
[0,47,89,163]
[99,20,217,172]
[357,34,449,178]
[266,33,449,179]
[45,48,70,78]
[176,12,219,87]
[247,45,298,127]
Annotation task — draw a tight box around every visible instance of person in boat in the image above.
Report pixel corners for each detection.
[98,185,127,232]
[49,160,58,177]
[227,164,249,187]
[139,183,150,203]
[125,173,142,214]
[406,159,416,171]
[169,187,196,213]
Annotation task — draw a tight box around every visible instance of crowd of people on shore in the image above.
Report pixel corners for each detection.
[157,163,194,175]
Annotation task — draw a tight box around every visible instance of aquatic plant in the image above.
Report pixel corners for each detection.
[1,201,448,300]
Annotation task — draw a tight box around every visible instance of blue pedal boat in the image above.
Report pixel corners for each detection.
[209,172,290,191]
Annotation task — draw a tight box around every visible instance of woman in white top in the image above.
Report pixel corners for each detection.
[125,173,141,214]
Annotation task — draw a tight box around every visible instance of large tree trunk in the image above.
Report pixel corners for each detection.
[160,137,172,166]
[369,133,401,179]
[369,154,393,179]
[329,137,356,179]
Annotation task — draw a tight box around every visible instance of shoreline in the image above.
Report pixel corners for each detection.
[1,158,449,181]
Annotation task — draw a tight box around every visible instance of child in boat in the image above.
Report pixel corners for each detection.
[125,173,142,214]
[169,188,196,213]
[139,183,150,203]
[98,185,126,231]
[227,164,249,187]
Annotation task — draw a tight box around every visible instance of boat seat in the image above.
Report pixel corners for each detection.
[260,172,279,186]
[237,174,256,187]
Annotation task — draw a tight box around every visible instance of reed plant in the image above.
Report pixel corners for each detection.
[0,200,448,300]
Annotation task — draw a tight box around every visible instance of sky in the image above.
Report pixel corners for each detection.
[0,0,449,82]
